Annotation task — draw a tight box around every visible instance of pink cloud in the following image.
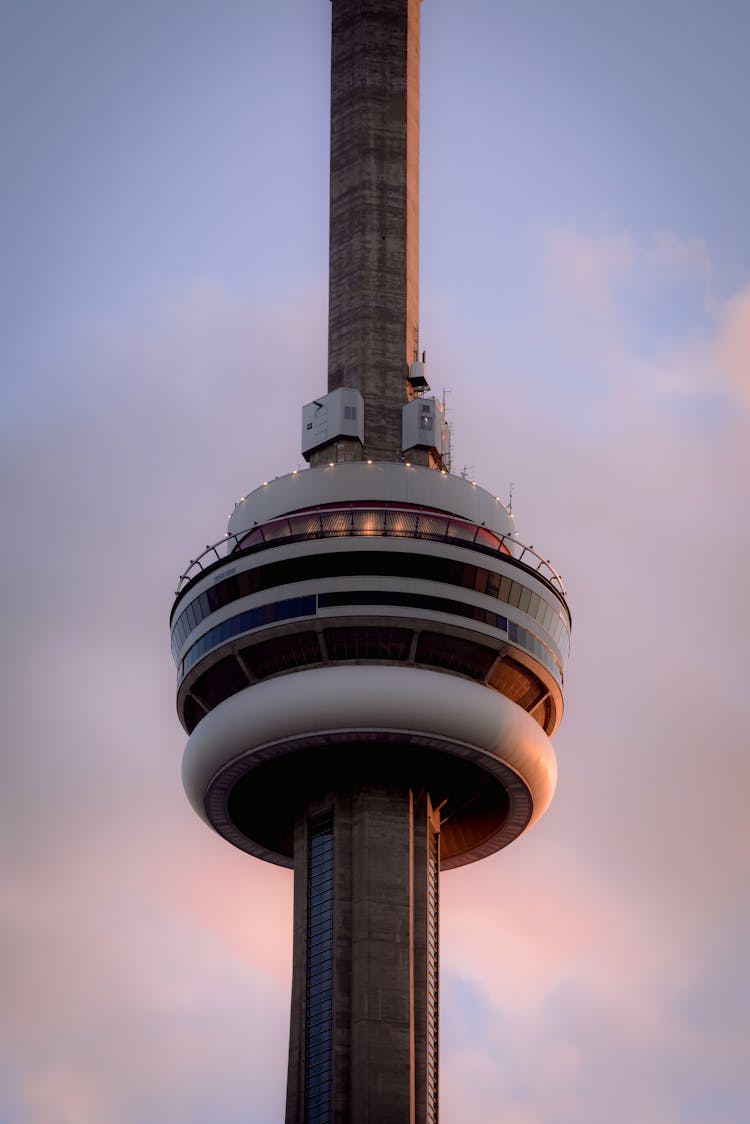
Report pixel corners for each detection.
[2,241,749,1120]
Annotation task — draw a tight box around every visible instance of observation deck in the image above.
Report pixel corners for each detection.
[172,463,570,871]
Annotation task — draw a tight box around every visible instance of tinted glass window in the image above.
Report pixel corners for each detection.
[306,814,334,1122]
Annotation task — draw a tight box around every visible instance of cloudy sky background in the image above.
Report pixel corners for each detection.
[2,1,749,1121]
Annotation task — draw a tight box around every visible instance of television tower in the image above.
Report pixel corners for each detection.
[170,2,571,1121]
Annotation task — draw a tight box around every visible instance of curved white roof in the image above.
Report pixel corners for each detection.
[228,462,515,539]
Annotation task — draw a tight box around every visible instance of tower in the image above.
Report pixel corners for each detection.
[170,2,570,1121]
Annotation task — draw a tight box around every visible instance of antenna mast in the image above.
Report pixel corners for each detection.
[321,0,422,464]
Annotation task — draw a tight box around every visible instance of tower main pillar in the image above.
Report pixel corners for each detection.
[285,772,440,1123]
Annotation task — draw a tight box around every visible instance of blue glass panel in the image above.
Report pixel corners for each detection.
[180,594,317,676]
[305,813,334,1123]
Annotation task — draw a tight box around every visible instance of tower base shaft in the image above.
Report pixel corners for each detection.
[285,775,440,1123]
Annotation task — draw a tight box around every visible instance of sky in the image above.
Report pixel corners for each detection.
[1,1,749,1121]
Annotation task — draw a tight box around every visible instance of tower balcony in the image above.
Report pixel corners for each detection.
[172,464,569,733]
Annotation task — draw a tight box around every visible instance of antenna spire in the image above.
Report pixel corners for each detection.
[324,0,422,463]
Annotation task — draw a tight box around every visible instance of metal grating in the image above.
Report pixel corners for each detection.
[426,823,440,1122]
[305,814,334,1123]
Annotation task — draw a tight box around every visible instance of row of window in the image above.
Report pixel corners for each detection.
[172,547,570,662]
[306,815,334,1123]
[181,632,551,736]
[178,588,563,686]
[234,504,512,558]
[180,595,316,677]
[318,591,563,681]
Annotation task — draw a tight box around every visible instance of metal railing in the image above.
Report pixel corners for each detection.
[175,505,567,601]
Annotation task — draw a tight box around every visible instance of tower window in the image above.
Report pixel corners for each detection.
[306,813,334,1122]
[324,626,411,661]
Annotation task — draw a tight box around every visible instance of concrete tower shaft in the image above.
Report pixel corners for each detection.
[171,2,571,1120]
[323,0,421,464]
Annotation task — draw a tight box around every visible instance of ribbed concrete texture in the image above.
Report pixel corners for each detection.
[285,772,439,1123]
[326,0,421,462]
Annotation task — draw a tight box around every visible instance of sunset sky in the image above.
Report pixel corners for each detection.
[2,1,749,1121]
